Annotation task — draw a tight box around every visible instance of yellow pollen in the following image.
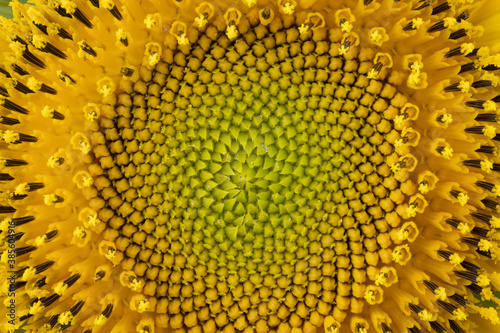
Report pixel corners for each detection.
[282,2,295,15]
[449,253,464,267]
[298,24,310,35]
[47,23,60,36]
[412,18,424,29]
[137,299,150,312]
[454,308,468,321]
[60,0,77,13]
[457,192,468,206]
[53,282,69,295]
[29,301,44,315]
[94,314,108,326]
[458,80,471,93]
[482,288,494,300]
[71,133,91,154]
[43,194,58,206]
[477,274,491,287]
[73,227,86,239]
[418,309,433,321]
[483,125,497,139]
[443,17,457,29]
[435,287,447,301]
[341,21,353,33]
[176,33,189,46]
[31,34,47,49]
[41,106,55,118]
[47,155,62,168]
[101,0,115,10]
[476,306,500,325]
[457,222,471,234]
[491,216,500,228]
[226,25,238,40]
[14,183,29,195]
[461,43,475,55]
[97,77,115,97]
[479,239,493,252]
[405,205,417,218]
[441,146,453,159]
[22,267,36,281]
[3,130,19,144]
[34,235,47,246]
[370,30,382,43]
[419,182,429,194]
[0,218,10,232]
[130,278,143,291]
[9,41,25,58]
[441,113,453,124]
[27,77,43,91]
[58,311,74,325]
[481,160,494,173]
[484,100,497,111]
[116,28,128,41]
[367,68,379,79]
[144,15,157,29]
[195,15,207,28]
[391,244,411,265]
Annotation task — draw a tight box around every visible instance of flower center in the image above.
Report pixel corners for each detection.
[90,21,409,330]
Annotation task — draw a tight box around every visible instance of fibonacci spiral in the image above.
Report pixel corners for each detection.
[1,0,500,332]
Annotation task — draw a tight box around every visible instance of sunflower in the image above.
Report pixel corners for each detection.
[1,0,500,332]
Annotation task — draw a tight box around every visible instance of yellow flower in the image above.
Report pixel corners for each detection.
[1,0,500,332]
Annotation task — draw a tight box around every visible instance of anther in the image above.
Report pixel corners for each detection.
[0,173,13,181]
[105,3,123,20]
[18,262,54,279]
[472,80,493,88]
[456,10,470,22]
[121,67,134,77]
[459,62,476,73]
[0,117,20,126]
[471,212,492,225]
[449,190,468,205]
[482,199,499,211]
[427,20,446,33]
[78,41,97,57]
[465,100,486,109]
[57,28,72,40]
[445,46,477,58]
[40,293,61,307]
[432,2,451,15]
[261,7,271,20]
[430,321,446,333]
[1,98,29,114]
[465,283,483,296]
[0,206,16,213]
[403,18,423,31]
[57,71,75,85]
[414,0,435,10]
[1,158,27,167]
[381,323,393,333]
[15,245,37,257]
[450,29,467,40]
[449,319,465,333]
[93,270,106,282]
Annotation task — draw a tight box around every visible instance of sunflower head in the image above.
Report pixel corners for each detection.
[1,0,500,332]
